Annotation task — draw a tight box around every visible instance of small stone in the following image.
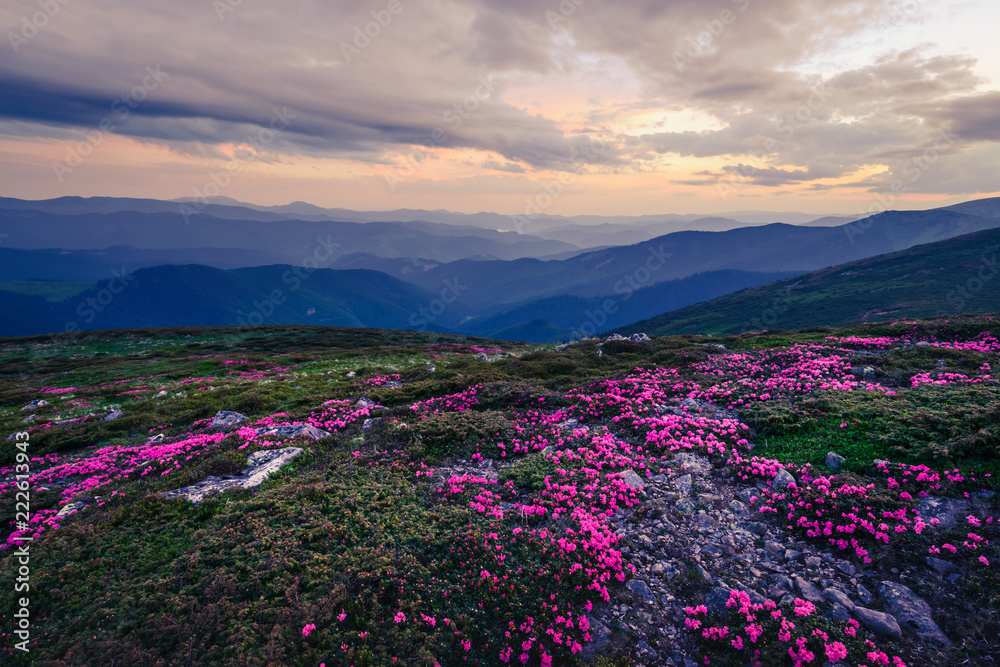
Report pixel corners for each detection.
[804,556,822,569]
[154,390,169,398]
[356,397,377,408]
[383,381,403,388]
[785,549,803,562]
[346,371,356,377]
[675,498,696,513]
[856,584,874,605]
[362,417,383,431]
[102,407,123,422]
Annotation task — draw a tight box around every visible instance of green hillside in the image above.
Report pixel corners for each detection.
[614,226,1000,336]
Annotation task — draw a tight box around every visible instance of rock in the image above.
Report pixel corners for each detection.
[21,399,49,411]
[736,488,760,504]
[362,418,383,431]
[672,452,713,476]
[925,557,957,577]
[557,418,580,431]
[21,415,37,424]
[425,363,436,372]
[346,371,356,377]
[824,588,856,610]
[580,615,611,659]
[675,498,696,514]
[256,424,330,440]
[878,581,951,646]
[629,333,651,342]
[764,541,785,558]
[772,468,796,489]
[383,381,403,388]
[917,496,971,529]
[102,407,123,422]
[162,447,304,503]
[620,469,646,491]
[672,474,693,495]
[855,607,902,639]
[785,549,803,562]
[146,433,166,445]
[705,587,733,615]
[825,452,846,469]
[356,397,377,408]
[825,603,852,622]
[625,579,657,604]
[153,390,169,398]
[794,577,825,604]
[635,639,657,659]
[804,556,822,569]
[856,584,874,605]
[54,501,88,520]
[729,499,748,515]
[209,410,248,431]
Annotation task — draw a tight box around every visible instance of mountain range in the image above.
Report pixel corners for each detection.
[1,195,999,340]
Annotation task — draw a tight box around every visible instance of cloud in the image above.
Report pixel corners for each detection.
[0,0,997,200]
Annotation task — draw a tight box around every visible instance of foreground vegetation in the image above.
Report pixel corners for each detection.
[0,318,997,665]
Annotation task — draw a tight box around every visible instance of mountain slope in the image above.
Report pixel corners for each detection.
[0,265,471,336]
[612,226,1000,336]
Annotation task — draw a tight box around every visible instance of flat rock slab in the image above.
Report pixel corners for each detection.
[580,615,612,658]
[255,424,330,440]
[625,579,657,604]
[620,469,646,490]
[163,447,304,504]
[878,581,951,646]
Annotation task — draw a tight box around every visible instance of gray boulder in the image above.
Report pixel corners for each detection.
[620,469,646,491]
[209,410,248,431]
[21,399,49,411]
[672,474,693,496]
[825,452,846,469]
[102,407,124,422]
[625,579,657,604]
[356,397,377,408]
[917,496,971,529]
[772,468,797,489]
[878,581,951,645]
[855,607,902,639]
[162,447,304,503]
[256,424,330,440]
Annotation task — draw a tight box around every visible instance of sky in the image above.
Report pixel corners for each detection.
[1,0,999,217]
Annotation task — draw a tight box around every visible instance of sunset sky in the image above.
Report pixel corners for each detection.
[1,0,999,216]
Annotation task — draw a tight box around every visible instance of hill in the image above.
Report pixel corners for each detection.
[613,225,1000,336]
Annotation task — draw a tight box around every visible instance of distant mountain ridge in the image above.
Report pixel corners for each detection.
[611,225,1000,336]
